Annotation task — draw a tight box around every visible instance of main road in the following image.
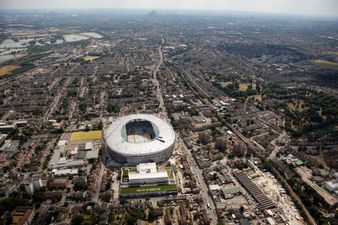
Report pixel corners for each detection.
[93,163,106,203]
[43,64,78,123]
[178,136,218,225]
[153,39,168,120]
[154,40,217,224]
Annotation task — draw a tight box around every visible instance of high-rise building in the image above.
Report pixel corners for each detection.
[24,182,34,195]
[32,176,42,191]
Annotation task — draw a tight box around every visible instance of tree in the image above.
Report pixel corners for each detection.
[106,103,119,113]
[147,209,157,222]
[119,198,127,205]
[125,209,145,225]
[71,215,84,225]
[79,101,87,112]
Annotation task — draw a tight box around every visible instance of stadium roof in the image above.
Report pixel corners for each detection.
[105,114,175,157]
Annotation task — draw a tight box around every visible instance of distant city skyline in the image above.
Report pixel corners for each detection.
[1,0,338,17]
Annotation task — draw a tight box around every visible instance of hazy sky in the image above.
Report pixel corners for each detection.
[1,0,338,17]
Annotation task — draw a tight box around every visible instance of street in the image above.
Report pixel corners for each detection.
[178,136,218,225]
[93,163,106,203]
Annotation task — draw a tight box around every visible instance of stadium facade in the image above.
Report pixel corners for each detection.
[105,114,176,165]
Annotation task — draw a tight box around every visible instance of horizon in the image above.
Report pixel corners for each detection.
[1,8,338,20]
[1,0,338,18]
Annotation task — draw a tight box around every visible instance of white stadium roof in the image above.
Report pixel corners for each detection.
[105,114,176,157]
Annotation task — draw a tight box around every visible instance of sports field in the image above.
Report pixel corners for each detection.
[70,130,102,141]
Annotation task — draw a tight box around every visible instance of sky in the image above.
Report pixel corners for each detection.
[1,0,338,17]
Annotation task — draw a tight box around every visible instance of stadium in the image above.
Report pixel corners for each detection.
[105,114,176,165]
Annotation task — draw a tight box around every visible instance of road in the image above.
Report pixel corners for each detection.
[93,163,105,203]
[178,136,218,225]
[43,76,72,122]
[153,40,168,120]
[111,171,120,199]
[43,64,77,123]
[99,91,106,119]
[154,40,217,224]
[268,131,288,160]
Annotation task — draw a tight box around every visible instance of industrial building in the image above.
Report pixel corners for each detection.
[49,158,84,170]
[105,114,176,165]
[48,139,98,172]
[234,172,275,211]
[0,140,19,152]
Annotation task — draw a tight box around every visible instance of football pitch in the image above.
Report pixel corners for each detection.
[70,130,102,141]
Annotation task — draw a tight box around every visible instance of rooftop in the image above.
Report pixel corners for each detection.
[129,171,168,181]
[137,163,157,173]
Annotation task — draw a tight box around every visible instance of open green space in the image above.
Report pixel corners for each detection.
[0,65,20,76]
[120,184,178,195]
[167,168,174,180]
[314,60,338,70]
[122,169,129,182]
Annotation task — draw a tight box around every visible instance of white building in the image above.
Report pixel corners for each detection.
[126,163,169,185]
[129,171,168,185]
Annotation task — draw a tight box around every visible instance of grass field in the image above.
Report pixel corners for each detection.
[314,60,338,70]
[167,168,175,180]
[0,65,19,76]
[239,83,248,91]
[120,184,178,195]
[83,56,99,62]
[70,130,102,141]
